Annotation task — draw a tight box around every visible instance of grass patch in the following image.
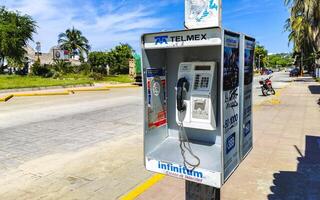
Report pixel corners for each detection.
[100,75,134,83]
[0,75,93,90]
[316,78,320,82]
[0,74,134,90]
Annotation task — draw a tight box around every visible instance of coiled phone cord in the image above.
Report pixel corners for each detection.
[178,121,201,171]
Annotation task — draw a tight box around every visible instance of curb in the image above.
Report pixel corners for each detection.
[0,84,94,94]
[0,85,139,103]
[13,92,70,97]
[0,95,14,102]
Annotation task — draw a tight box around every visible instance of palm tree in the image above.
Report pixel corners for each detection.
[58,27,91,59]
[284,0,320,71]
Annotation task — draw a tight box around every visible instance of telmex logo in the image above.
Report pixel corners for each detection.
[155,36,168,45]
[155,34,208,45]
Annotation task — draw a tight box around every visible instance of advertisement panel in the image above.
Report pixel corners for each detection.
[53,49,70,60]
[185,0,221,29]
[223,31,240,180]
[241,37,255,159]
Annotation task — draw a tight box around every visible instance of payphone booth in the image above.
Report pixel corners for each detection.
[142,27,255,188]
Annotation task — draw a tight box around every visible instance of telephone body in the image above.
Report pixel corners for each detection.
[176,62,217,130]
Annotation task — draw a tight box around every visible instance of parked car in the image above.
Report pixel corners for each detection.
[285,67,294,72]
[290,68,300,77]
[267,69,273,74]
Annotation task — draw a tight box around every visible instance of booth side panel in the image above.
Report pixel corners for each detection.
[240,36,256,159]
[222,30,241,181]
[239,35,245,159]
[220,31,225,182]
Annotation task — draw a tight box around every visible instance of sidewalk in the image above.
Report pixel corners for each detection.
[136,76,320,199]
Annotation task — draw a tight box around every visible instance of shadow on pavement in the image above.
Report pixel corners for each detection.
[308,85,320,95]
[268,136,320,199]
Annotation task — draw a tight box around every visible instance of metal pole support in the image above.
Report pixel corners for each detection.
[185,181,220,200]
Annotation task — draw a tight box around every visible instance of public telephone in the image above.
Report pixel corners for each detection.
[176,62,217,130]
[143,28,255,188]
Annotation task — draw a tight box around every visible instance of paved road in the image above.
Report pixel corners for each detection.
[0,88,152,199]
[0,88,142,166]
[0,72,293,199]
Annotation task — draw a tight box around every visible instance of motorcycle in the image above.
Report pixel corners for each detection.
[259,76,276,96]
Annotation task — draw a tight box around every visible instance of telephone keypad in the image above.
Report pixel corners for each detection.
[200,77,209,88]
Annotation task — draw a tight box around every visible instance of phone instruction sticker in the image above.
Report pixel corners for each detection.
[147,68,167,128]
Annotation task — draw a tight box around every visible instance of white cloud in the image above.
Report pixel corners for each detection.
[223,0,279,19]
[2,0,172,52]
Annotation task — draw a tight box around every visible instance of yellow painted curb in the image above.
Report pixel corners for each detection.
[0,85,137,102]
[119,174,165,200]
[13,92,70,97]
[0,87,113,102]
[0,95,14,102]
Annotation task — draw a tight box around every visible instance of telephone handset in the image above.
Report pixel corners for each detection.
[176,77,189,112]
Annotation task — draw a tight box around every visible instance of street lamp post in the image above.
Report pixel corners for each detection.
[35,42,41,60]
[258,54,262,71]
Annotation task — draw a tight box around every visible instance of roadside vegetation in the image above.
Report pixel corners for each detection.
[254,44,294,70]
[0,7,138,90]
[0,75,92,90]
[284,0,320,72]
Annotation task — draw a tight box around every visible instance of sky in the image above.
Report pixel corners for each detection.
[2,0,291,54]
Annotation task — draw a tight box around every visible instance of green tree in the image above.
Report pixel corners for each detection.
[255,44,268,69]
[0,7,37,68]
[268,54,294,68]
[88,51,109,74]
[108,44,134,75]
[58,27,91,59]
